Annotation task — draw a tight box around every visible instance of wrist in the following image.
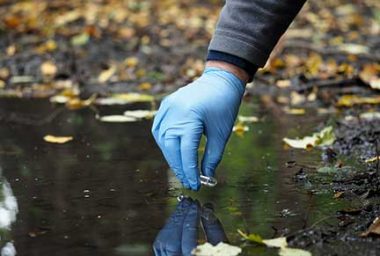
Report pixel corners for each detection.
[206,61,250,84]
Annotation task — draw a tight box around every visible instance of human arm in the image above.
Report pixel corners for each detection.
[152,0,307,191]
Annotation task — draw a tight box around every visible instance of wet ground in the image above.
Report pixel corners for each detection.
[2,98,377,256]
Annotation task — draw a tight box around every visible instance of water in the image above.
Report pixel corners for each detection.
[0,98,348,255]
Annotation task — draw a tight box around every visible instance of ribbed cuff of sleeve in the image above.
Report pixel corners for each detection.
[206,50,258,82]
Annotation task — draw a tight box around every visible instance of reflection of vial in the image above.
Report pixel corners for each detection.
[200,175,218,187]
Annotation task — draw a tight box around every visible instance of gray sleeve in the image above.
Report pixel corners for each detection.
[208,0,306,67]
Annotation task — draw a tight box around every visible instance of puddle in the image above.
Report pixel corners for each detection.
[0,98,350,255]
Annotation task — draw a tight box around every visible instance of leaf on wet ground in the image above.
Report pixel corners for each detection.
[124,110,156,119]
[192,242,242,256]
[94,93,154,105]
[361,217,380,237]
[283,126,335,149]
[336,95,380,107]
[365,156,380,163]
[283,107,306,115]
[40,61,57,78]
[43,135,73,144]
[98,65,117,83]
[97,115,138,123]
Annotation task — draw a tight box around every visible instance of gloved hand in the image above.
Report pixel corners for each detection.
[152,67,244,190]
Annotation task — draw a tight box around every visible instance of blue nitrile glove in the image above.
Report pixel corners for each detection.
[152,67,244,190]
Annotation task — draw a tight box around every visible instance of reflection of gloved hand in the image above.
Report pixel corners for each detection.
[153,198,228,256]
[153,198,200,256]
[152,67,244,190]
[201,203,228,245]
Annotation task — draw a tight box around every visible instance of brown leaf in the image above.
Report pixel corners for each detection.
[361,217,380,237]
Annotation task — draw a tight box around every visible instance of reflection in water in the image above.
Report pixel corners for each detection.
[153,197,227,256]
[0,168,18,256]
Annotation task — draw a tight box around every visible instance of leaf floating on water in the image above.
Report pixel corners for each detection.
[361,217,380,237]
[237,230,287,248]
[112,93,154,103]
[98,115,137,123]
[233,123,249,137]
[279,247,312,256]
[43,135,73,144]
[238,230,312,256]
[337,43,369,55]
[283,126,335,149]
[192,242,242,256]
[124,110,156,119]
[237,115,259,123]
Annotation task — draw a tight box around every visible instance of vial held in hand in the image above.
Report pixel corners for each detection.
[200,175,218,187]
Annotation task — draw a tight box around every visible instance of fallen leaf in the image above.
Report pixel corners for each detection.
[138,82,152,91]
[237,230,287,248]
[124,57,139,68]
[66,95,96,110]
[336,95,380,107]
[43,135,73,144]
[334,191,344,198]
[98,65,116,83]
[111,93,154,103]
[237,115,259,123]
[238,230,312,255]
[192,242,242,256]
[276,79,292,88]
[124,110,156,119]
[338,43,369,55]
[365,156,380,163]
[71,33,89,46]
[279,247,312,256]
[361,217,380,237]
[283,126,335,149]
[283,107,306,115]
[233,123,249,137]
[40,61,57,78]
[98,115,137,123]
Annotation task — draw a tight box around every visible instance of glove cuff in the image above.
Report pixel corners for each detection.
[203,67,245,95]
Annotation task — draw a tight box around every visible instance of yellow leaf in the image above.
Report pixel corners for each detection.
[43,135,73,144]
[111,93,154,103]
[0,68,10,80]
[98,65,116,83]
[124,57,139,68]
[233,123,249,137]
[40,61,57,78]
[283,107,306,115]
[336,95,380,107]
[365,156,380,163]
[138,82,152,91]
[66,95,96,110]
[283,126,335,149]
